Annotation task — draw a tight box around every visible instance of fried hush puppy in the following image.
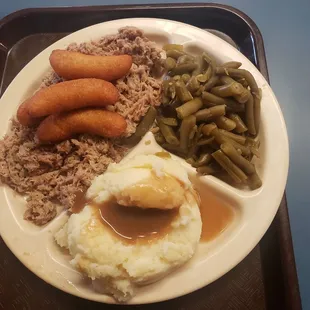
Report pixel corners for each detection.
[19,78,119,121]
[50,50,133,81]
[16,101,42,126]
[36,108,127,143]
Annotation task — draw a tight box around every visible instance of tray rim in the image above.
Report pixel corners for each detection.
[0,3,301,309]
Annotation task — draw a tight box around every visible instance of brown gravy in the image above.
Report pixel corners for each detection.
[197,188,234,242]
[96,200,178,242]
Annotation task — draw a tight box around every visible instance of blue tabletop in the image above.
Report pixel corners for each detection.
[1,0,310,308]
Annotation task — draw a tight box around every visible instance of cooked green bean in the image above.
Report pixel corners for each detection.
[154,132,165,144]
[254,88,262,135]
[228,113,248,133]
[220,75,236,85]
[186,76,200,94]
[220,143,255,175]
[181,74,191,84]
[188,123,204,157]
[212,150,247,183]
[218,129,246,144]
[178,54,195,65]
[248,172,262,190]
[211,128,251,156]
[158,118,179,145]
[162,143,186,157]
[197,137,215,146]
[176,97,203,119]
[222,61,242,69]
[195,105,226,122]
[173,75,181,81]
[236,77,249,88]
[225,99,245,113]
[215,67,259,96]
[245,93,256,136]
[175,81,193,103]
[197,66,212,83]
[197,165,219,175]
[161,117,178,127]
[180,115,196,151]
[203,75,220,91]
[164,57,177,71]
[192,55,207,76]
[193,153,212,167]
[189,125,197,140]
[211,82,244,97]
[170,63,198,76]
[163,44,184,51]
[234,89,251,104]
[202,123,217,136]
[134,106,157,137]
[215,116,236,131]
[194,86,204,97]
[166,49,184,59]
[202,91,227,106]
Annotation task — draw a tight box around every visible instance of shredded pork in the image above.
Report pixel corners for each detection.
[0,27,163,225]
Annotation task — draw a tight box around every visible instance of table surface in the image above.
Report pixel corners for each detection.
[0,0,309,309]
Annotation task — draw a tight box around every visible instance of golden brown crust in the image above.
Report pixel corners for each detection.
[36,108,127,143]
[16,100,42,126]
[50,50,132,81]
[25,78,119,118]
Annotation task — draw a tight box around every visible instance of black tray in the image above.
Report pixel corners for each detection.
[0,4,301,310]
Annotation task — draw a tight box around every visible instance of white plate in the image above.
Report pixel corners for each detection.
[0,18,289,304]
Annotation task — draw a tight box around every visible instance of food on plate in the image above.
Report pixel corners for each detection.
[55,154,202,301]
[50,50,133,81]
[24,78,119,118]
[16,101,42,126]
[156,44,262,189]
[0,27,163,225]
[37,108,127,143]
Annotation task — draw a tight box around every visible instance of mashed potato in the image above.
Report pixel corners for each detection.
[55,154,202,302]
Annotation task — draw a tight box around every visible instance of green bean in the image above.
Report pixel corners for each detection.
[202,52,217,70]
[161,117,178,127]
[248,172,262,190]
[134,107,157,137]
[170,63,198,76]
[203,75,219,91]
[181,74,191,84]
[225,99,245,113]
[166,50,184,59]
[211,128,251,156]
[197,66,212,83]
[218,129,246,144]
[192,55,207,76]
[234,89,251,104]
[215,116,236,131]
[189,125,197,140]
[245,93,256,136]
[154,132,165,144]
[158,118,179,145]
[195,105,226,122]
[212,150,247,183]
[202,91,227,106]
[176,97,203,119]
[211,82,244,97]
[177,54,195,65]
[163,44,184,51]
[254,88,262,135]
[164,57,177,71]
[173,75,181,81]
[197,137,215,146]
[215,67,259,96]
[175,81,193,103]
[197,165,220,175]
[162,144,186,157]
[180,115,196,151]
[162,94,170,106]
[228,113,248,133]
[188,123,204,158]
[193,153,212,167]
[163,80,171,96]
[202,123,217,136]
[193,86,204,97]
[222,61,242,69]
[236,77,249,88]
[220,75,236,85]
[220,143,255,175]
[186,76,201,94]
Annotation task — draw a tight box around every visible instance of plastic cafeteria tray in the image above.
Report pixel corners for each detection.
[0,4,302,310]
